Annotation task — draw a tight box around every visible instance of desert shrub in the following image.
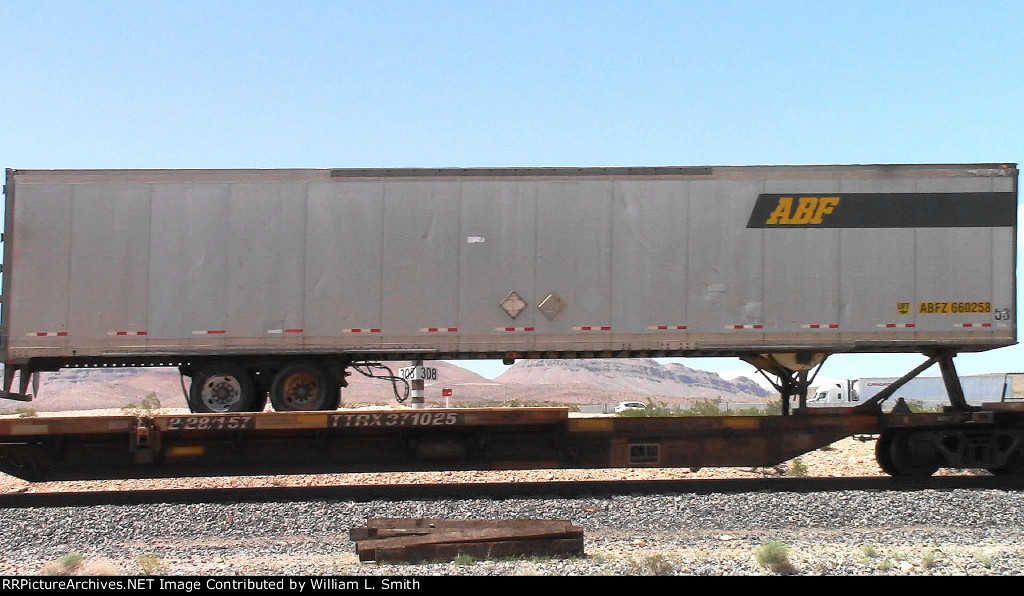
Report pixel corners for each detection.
[79,559,121,575]
[687,398,726,416]
[137,553,164,575]
[640,554,676,575]
[41,552,85,576]
[453,553,477,566]
[122,392,161,416]
[756,540,795,574]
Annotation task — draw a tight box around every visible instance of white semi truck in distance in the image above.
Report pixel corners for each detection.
[804,372,1024,408]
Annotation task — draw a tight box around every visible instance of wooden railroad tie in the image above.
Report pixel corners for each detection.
[350,518,585,564]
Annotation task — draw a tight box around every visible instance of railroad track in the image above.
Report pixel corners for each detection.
[3,474,1024,509]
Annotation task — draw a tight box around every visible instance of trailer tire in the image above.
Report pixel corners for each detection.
[269,364,338,411]
[188,363,256,413]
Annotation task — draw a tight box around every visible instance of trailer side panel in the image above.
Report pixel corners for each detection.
[2,164,1017,365]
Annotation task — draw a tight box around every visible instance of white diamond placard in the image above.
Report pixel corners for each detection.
[499,291,528,319]
[538,293,566,321]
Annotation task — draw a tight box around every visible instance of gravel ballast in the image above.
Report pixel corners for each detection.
[2,486,1024,576]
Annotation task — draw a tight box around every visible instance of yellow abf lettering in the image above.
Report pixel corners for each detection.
[765,196,840,225]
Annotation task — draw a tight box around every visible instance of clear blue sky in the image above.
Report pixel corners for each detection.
[3,1,1022,382]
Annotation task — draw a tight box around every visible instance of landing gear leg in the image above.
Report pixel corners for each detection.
[742,352,825,416]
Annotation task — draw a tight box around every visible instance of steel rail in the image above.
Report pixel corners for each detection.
[1,475,1023,509]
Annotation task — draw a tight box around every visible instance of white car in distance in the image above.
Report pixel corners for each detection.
[614,401,647,413]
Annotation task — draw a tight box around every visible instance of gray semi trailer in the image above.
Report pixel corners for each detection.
[2,164,1017,415]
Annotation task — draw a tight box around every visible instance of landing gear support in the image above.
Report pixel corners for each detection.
[0,365,38,402]
[742,352,827,416]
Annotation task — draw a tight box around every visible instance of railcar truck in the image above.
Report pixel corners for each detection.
[0,163,1020,480]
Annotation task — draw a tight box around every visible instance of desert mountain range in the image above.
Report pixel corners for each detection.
[2,358,773,413]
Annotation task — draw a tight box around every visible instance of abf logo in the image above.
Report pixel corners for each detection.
[897,302,911,315]
[765,196,840,225]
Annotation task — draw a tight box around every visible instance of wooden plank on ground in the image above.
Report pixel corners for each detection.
[350,518,576,540]
[351,518,584,563]
[373,537,585,564]
[356,526,583,560]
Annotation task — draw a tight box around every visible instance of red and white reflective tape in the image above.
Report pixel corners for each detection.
[573,326,611,331]
[192,329,227,335]
[648,325,688,330]
[496,326,535,332]
[267,328,304,335]
[341,328,382,333]
[727,324,763,330]
[955,323,993,328]
[801,324,840,329]
[420,327,458,333]
[107,330,148,336]
[27,331,68,337]
[877,323,916,328]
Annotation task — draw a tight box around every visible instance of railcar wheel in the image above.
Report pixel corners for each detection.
[188,363,257,413]
[988,466,1021,476]
[988,451,1024,476]
[269,364,338,411]
[887,432,940,479]
[875,434,898,476]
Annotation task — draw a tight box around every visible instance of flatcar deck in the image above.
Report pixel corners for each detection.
[0,406,891,481]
